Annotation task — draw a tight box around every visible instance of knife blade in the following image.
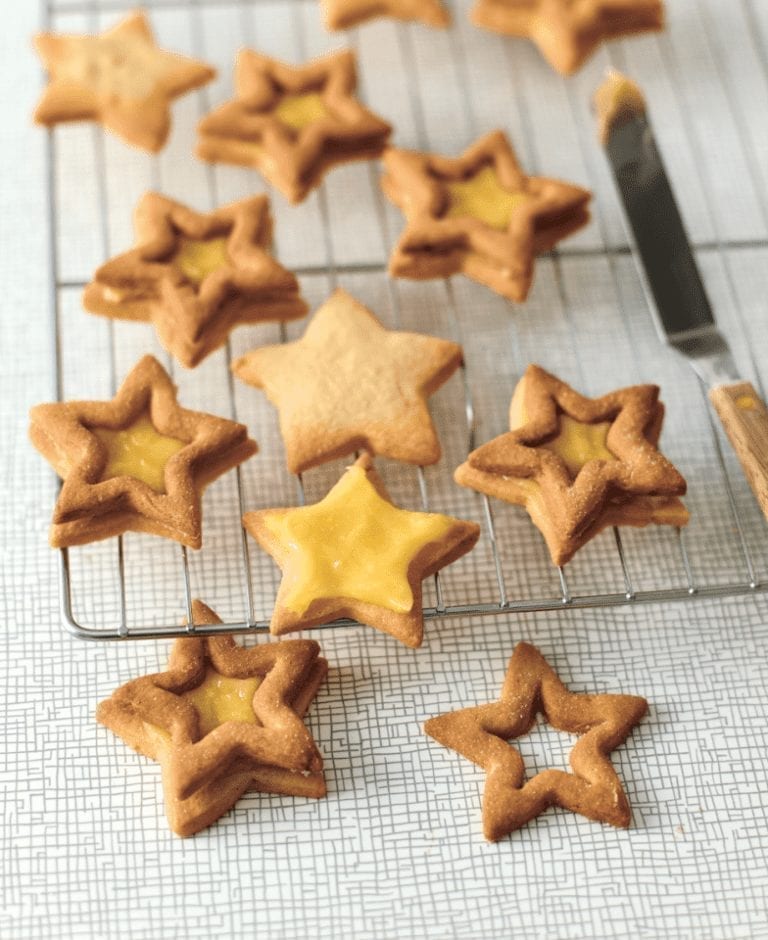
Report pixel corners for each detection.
[596,69,768,523]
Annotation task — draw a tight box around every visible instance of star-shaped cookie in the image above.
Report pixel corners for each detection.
[454,364,688,565]
[243,454,480,647]
[323,0,451,30]
[232,288,463,473]
[470,0,664,76]
[97,599,327,837]
[381,130,591,302]
[424,642,648,840]
[83,193,307,369]
[196,49,392,203]
[33,10,215,151]
[29,355,257,549]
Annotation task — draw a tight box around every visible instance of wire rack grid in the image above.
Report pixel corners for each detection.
[44,0,768,640]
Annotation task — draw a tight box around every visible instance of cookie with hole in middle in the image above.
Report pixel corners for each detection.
[96,599,328,837]
[382,130,590,302]
[197,48,392,203]
[29,355,257,549]
[454,364,688,565]
[231,288,463,473]
[83,192,307,368]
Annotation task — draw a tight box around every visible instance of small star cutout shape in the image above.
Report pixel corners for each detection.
[231,288,463,473]
[243,454,480,647]
[424,642,648,840]
[454,364,688,565]
[470,0,664,76]
[196,48,392,203]
[33,10,215,151]
[323,0,451,30]
[97,600,327,837]
[29,355,257,549]
[382,130,591,302]
[83,192,307,368]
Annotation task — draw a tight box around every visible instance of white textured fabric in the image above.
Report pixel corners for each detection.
[3,0,768,937]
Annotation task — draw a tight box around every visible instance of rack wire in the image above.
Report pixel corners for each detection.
[45,0,768,639]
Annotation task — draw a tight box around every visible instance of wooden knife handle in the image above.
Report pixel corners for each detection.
[709,380,768,520]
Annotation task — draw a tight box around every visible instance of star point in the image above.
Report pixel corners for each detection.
[322,0,451,30]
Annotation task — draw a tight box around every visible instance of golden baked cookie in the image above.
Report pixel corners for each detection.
[323,0,450,29]
[197,49,392,204]
[231,288,463,473]
[83,193,307,369]
[242,454,480,648]
[425,642,648,840]
[29,355,257,549]
[454,364,688,565]
[382,130,590,302]
[470,0,664,76]
[97,600,327,837]
[33,10,215,151]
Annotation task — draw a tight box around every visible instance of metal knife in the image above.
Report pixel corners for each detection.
[596,70,768,521]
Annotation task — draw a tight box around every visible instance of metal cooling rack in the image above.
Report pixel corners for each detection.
[44,0,768,639]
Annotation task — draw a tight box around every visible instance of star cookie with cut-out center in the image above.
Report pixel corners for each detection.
[470,0,664,76]
[29,355,257,549]
[196,48,392,203]
[425,642,648,839]
[97,599,327,837]
[33,10,215,151]
[83,193,307,368]
[382,130,591,302]
[232,288,463,473]
[454,364,688,565]
[323,0,450,30]
[243,454,480,647]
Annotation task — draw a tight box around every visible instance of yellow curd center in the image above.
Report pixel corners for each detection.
[274,92,329,131]
[540,415,615,477]
[446,165,528,230]
[264,465,455,615]
[181,668,261,736]
[93,414,185,492]
[174,236,229,285]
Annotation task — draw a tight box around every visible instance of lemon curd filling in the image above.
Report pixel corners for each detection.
[181,668,262,736]
[540,415,615,477]
[274,92,329,132]
[446,165,528,230]
[174,235,230,285]
[264,465,455,615]
[93,414,185,492]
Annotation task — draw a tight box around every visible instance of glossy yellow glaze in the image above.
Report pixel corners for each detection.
[93,414,185,492]
[274,92,328,131]
[174,235,229,285]
[446,165,528,230]
[264,464,456,615]
[181,668,261,736]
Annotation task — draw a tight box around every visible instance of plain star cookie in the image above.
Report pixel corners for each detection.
[83,192,307,368]
[425,642,648,840]
[454,364,688,565]
[470,0,664,76]
[382,130,590,302]
[33,10,215,151]
[197,48,391,203]
[231,288,463,473]
[97,599,327,837]
[29,355,257,549]
[242,454,480,648]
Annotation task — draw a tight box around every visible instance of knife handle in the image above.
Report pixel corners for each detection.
[709,381,768,520]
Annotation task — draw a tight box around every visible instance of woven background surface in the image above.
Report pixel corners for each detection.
[3,0,768,936]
